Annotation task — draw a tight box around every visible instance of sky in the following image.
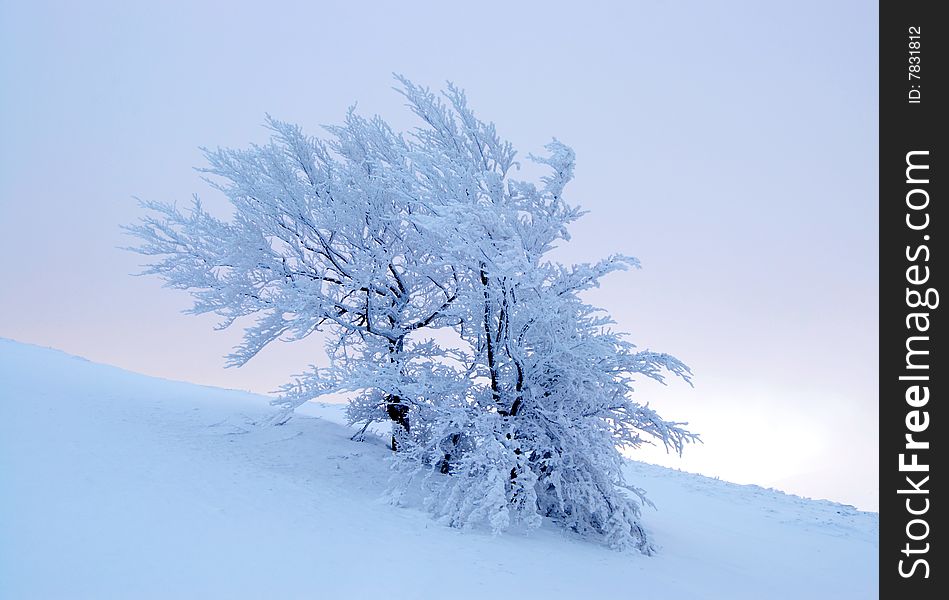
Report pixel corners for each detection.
[0,1,878,510]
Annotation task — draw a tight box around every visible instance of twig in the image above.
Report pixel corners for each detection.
[350,420,373,441]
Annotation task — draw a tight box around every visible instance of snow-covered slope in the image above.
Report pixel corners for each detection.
[0,339,878,599]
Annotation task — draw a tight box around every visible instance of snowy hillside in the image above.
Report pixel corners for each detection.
[0,339,877,599]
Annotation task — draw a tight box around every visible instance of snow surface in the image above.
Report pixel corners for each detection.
[0,338,878,599]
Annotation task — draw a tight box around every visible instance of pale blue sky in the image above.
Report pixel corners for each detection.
[0,1,878,509]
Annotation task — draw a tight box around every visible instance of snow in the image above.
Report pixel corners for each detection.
[0,338,878,599]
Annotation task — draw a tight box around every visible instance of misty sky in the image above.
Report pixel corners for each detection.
[0,1,878,510]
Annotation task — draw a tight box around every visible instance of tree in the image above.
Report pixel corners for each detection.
[127,109,462,448]
[127,76,697,553]
[380,80,698,552]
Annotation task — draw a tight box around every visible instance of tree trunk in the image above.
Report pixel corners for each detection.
[480,267,501,405]
[385,336,410,451]
[386,395,410,451]
[438,433,460,474]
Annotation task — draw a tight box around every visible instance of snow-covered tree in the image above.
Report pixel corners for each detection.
[127,76,697,553]
[381,80,698,552]
[126,109,465,447]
